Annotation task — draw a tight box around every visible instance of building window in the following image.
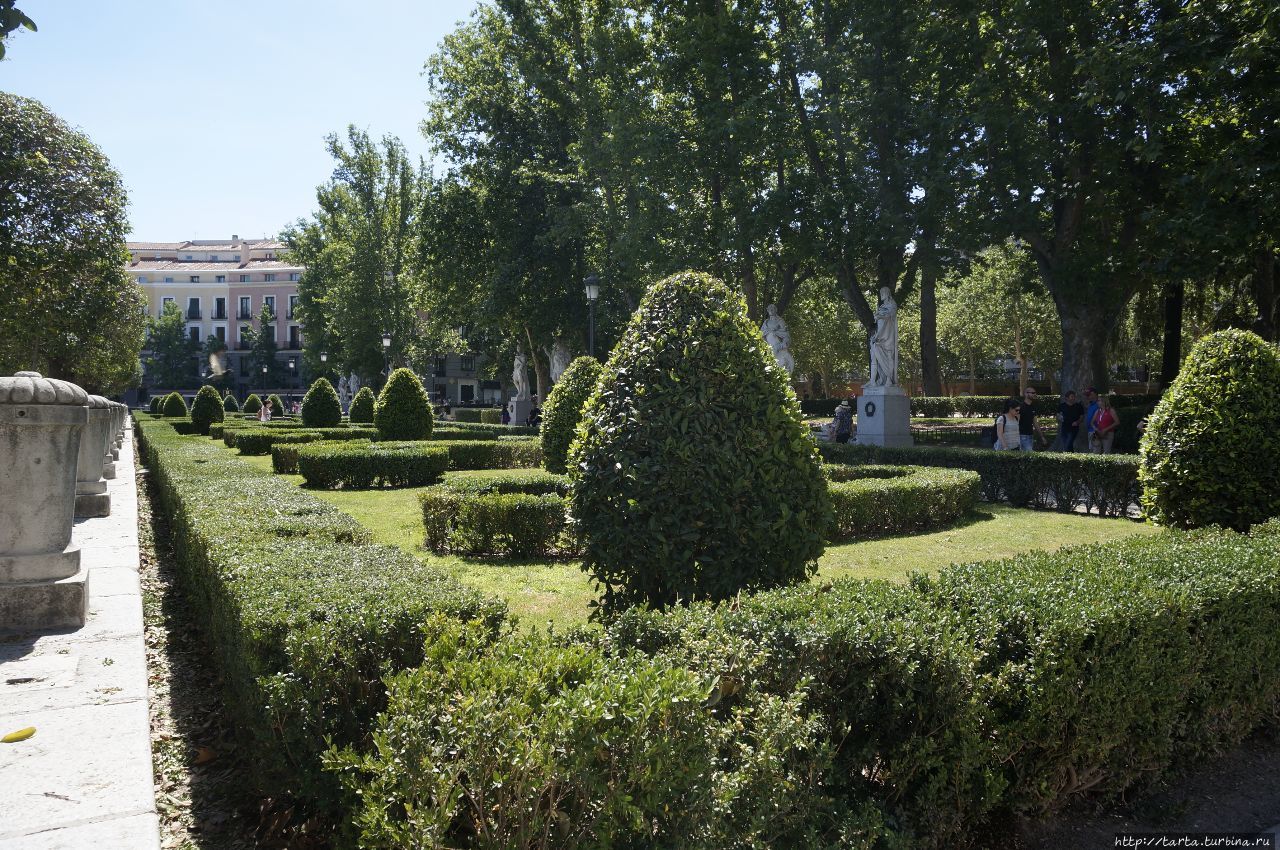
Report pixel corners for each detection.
[161,296,175,314]
[238,296,251,319]
[185,255,193,260]
[289,272,300,281]
[239,326,251,349]
[138,275,149,283]
[433,356,447,377]
[188,326,201,342]
[186,297,200,320]
[263,296,275,316]
[460,354,476,372]
[239,357,249,377]
[190,275,200,283]
[264,324,276,344]
[233,255,241,261]
[214,297,226,320]
[264,273,276,282]
[239,274,249,283]
[215,275,226,283]
[164,277,174,283]
[214,326,226,343]
[265,253,275,259]
[288,294,299,319]
[288,326,301,349]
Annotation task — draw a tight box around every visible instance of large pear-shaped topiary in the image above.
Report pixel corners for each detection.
[568,271,831,613]
[223,393,240,413]
[375,368,433,440]
[189,385,225,435]
[541,356,603,474]
[1140,329,1280,530]
[162,391,188,418]
[348,386,375,423]
[242,393,262,415]
[301,377,342,428]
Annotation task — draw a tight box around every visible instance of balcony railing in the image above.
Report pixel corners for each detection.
[237,341,251,350]
[237,310,253,320]
[186,309,201,320]
[213,309,228,320]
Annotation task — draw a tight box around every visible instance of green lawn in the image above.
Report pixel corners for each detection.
[233,451,1159,626]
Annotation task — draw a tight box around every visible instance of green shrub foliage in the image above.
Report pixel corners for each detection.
[148,396,161,414]
[267,393,285,417]
[374,367,433,440]
[300,377,342,428]
[162,391,187,417]
[296,440,450,488]
[222,393,240,413]
[420,471,573,557]
[825,465,980,539]
[348,386,375,423]
[242,393,262,415]
[188,385,225,435]
[1140,329,1280,530]
[569,271,832,612]
[541,356,603,474]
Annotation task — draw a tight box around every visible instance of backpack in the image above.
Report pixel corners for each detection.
[980,415,1002,448]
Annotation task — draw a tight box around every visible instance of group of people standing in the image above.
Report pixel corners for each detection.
[994,387,1119,454]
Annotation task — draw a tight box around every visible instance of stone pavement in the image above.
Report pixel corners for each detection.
[0,421,159,849]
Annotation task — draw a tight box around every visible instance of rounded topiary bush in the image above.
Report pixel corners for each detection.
[223,393,240,413]
[348,386,375,423]
[189,385,225,435]
[148,396,161,414]
[568,271,832,613]
[375,368,433,440]
[541,356,603,474]
[242,393,262,415]
[162,391,188,418]
[268,394,286,417]
[1140,329,1280,530]
[301,377,342,428]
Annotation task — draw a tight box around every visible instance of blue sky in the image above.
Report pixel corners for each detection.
[1,0,480,240]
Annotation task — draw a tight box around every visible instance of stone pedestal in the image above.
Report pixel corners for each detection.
[76,397,113,517]
[508,397,532,427]
[0,371,91,631]
[855,387,914,448]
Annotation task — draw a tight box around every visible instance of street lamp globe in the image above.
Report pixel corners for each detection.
[320,352,328,363]
[584,274,600,302]
[382,333,392,349]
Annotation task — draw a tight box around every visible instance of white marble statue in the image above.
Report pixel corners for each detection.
[869,287,899,388]
[549,338,572,384]
[338,374,351,410]
[512,350,531,400]
[349,372,362,398]
[760,303,795,377]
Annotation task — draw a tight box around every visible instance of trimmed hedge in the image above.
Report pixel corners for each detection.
[243,393,262,414]
[347,386,375,423]
[906,394,1163,419]
[420,471,573,557]
[267,394,286,417]
[826,465,980,539]
[148,396,162,414]
[301,377,342,428]
[375,367,433,440]
[133,417,506,830]
[1141,330,1280,530]
[430,426,499,442]
[162,391,187,417]
[821,442,1139,517]
[168,418,203,436]
[541,356,603,474]
[444,420,539,437]
[268,428,381,474]
[223,393,240,413]
[296,439,542,487]
[296,440,451,489]
[189,385,224,435]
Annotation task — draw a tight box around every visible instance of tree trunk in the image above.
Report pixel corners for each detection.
[524,325,550,402]
[1056,303,1112,395]
[1251,247,1277,341]
[968,350,976,395]
[919,257,943,396]
[1159,278,1184,389]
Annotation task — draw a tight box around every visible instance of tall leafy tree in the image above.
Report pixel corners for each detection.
[245,304,283,389]
[147,302,197,389]
[0,92,145,390]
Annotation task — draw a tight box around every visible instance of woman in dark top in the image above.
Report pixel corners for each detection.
[1058,390,1085,452]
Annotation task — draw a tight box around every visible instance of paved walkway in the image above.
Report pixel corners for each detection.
[0,422,159,849]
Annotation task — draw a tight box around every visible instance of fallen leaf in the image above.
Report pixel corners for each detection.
[2,727,36,743]
[195,746,218,765]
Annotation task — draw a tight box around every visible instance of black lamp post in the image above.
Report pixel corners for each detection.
[584,274,600,357]
[260,363,268,396]
[381,333,392,379]
[287,358,296,405]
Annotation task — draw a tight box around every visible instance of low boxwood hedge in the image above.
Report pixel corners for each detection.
[821,442,1139,516]
[420,471,574,557]
[430,426,499,441]
[168,418,203,436]
[444,420,539,437]
[825,464,980,539]
[133,418,506,830]
[296,440,452,489]
[904,394,1162,419]
[269,429,381,474]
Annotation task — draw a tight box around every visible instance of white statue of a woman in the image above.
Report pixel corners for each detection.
[338,374,350,410]
[869,287,899,388]
[512,349,530,400]
[760,303,795,377]
[549,338,572,384]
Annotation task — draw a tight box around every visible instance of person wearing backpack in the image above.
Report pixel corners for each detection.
[832,399,853,444]
[993,398,1022,450]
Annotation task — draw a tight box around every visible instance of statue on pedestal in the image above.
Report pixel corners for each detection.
[512,350,531,400]
[760,303,795,377]
[869,287,899,388]
[338,374,351,410]
[349,371,362,398]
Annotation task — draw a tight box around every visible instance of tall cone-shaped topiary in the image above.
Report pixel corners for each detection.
[375,368,433,440]
[242,393,262,415]
[348,386,375,423]
[162,391,188,418]
[301,377,342,428]
[541,356,603,474]
[223,393,240,413]
[1140,329,1280,530]
[568,271,831,613]
[189,385,225,435]
[268,394,286,417]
